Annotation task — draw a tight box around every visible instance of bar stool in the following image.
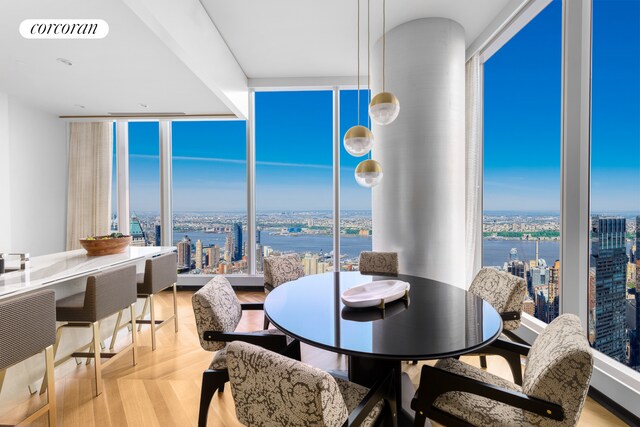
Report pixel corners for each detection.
[111,253,178,351]
[0,290,56,426]
[42,265,138,397]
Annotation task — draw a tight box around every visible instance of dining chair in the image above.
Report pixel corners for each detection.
[226,340,396,427]
[192,276,300,427]
[0,290,57,426]
[358,251,398,275]
[262,253,305,328]
[467,267,527,381]
[411,314,593,427]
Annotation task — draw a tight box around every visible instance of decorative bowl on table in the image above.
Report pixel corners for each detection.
[341,280,410,309]
[79,234,132,256]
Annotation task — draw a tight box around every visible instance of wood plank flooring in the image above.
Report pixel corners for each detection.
[0,290,628,426]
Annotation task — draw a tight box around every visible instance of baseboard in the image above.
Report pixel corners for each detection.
[588,386,640,426]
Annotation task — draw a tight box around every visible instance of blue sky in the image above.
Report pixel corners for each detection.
[121,0,638,214]
[484,0,639,213]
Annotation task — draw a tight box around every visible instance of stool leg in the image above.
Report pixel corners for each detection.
[91,321,103,396]
[149,294,157,351]
[480,355,488,369]
[0,369,5,394]
[44,345,56,427]
[40,325,64,395]
[138,297,149,332]
[173,283,179,333]
[130,303,138,366]
[110,310,123,350]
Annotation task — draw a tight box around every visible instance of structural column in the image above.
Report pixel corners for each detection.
[372,18,466,288]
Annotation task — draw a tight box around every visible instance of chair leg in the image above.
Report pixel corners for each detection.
[130,303,138,366]
[138,297,149,332]
[413,409,429,427]
[479,355,487,369]
[92,321,103,397]
[263,315,269,330]
[198,370,229,427]
[149,294,157,351]
[173,283,179,333]
[44,345,56,427]
[110,309,123,350]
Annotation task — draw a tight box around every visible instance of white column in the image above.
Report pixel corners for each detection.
[159,120,173,247]
[372,18,466,287]
[116,121,130,235]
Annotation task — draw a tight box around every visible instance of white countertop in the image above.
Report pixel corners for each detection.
[0,246,176,299]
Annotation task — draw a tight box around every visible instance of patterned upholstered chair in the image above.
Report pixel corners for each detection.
[358,251,398,275]
[192,276,300,427]
[411,314,593,427]
[262,253,305,328]
[227,341,395,427]
[467,267,527,381]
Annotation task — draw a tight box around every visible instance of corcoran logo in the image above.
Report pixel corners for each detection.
[19,19,109,39]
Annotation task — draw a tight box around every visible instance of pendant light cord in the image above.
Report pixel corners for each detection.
[357,0,360,126]
[367,0,371,130]
[382,0,386,92]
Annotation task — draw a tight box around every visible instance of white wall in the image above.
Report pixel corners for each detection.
[1,94,67,256]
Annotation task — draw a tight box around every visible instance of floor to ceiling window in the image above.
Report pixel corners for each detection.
[171,120,247,274]
[128,121,160,247]
[339,89,373,271]
[255,91,334,275]
[110,122,118,232]
[589,0,640,371]
[482,0,562,323]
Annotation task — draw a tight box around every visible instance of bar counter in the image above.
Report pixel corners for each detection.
[0,246,176,299]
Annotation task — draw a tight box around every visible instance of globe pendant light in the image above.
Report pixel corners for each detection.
[344,0,374,157]
[369,0,400,126]
[355,159,383,188]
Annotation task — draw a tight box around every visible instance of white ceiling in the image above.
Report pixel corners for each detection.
[0,0,234,116]
[0,0,515,117]
[201,0,514,78]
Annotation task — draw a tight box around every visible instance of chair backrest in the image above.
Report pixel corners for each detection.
[359,251,398,275]
[468,267,526,330]
[192,276,242,351]
[0,290,56,370]
[263,254,304,288]
[227,341,349,427]
[523,314,593,427]
[85,265,137,322]
[141,252,178,294]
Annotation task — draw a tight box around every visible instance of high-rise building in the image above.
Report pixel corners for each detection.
[590,217,627,362]
[256,228,261,244]
[303,253,318,275]
[177,235,192,269]
[208,245,220,269]
[233,222,242,261]
[155,224,161,246]
[130,215,147,247]
[224,232,234,262]
[548,260,560,322]
[195,240,203,270]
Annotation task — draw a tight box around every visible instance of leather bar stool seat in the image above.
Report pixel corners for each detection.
[0,290,57,426]
[42,264,138,397]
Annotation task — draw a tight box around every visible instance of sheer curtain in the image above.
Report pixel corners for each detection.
[465,54,482,286]
[66,122,112,250]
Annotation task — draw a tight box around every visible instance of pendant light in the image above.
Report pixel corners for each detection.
[356,0,383,188]
[344,0,374,157]
[369,0,400,126]
[355,159,383,188]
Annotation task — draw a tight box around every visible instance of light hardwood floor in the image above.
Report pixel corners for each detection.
[0,290,628,426]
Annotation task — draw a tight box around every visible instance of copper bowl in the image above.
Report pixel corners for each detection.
[79,235,132,256]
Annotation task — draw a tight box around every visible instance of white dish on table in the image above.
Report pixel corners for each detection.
[341,280,410,309]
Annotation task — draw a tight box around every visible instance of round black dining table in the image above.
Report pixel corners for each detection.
[264,271,503,426]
